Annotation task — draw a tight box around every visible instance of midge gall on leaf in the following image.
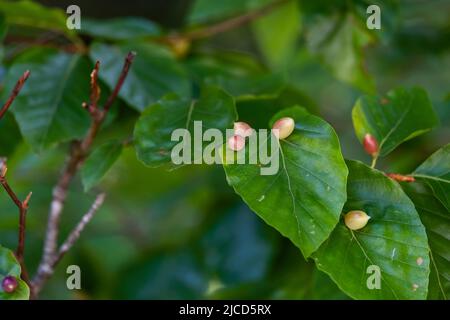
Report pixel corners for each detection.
[272,117,295,139]
[344,210,371,231]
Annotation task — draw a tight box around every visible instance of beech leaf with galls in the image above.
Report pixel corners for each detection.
[352,87,438,157]
[314,160,430,300]
[223,106,348,257]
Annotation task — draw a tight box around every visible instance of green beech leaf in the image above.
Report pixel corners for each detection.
[3,48,91,152]
[134,86,237,167]
[413,144,450,211]
[186,53,285,100]
[223,106,348,257]
[0,245,29,300]
[314,160,430,300]
[306,13,375,93]
[352,87,439,157]
[252,0,300,69]
[0,0,79,42]
[80,17,161,41]
[402,182,450,300]
[82,140,123,192]
[90,41,190,112]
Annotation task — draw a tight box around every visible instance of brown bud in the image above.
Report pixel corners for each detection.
[386,173,415,182]
[272,117,295,139]
[363,134,379,156]
[228,135,245,151]
[344,210,370,230]
[168,37,191,58]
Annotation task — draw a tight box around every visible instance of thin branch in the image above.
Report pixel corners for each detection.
[0,162,32,288]
[0,70,30,119]
[32,193,105,294]
[33,52,136,296]
[103,52,136,113]
[55,193,105,266]
[173,0,289,41]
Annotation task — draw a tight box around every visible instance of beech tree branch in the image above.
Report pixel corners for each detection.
[0,71,32,289]
[32,193,105,294]
[0,162,32,288]
[170,0,289,41]
[33,52,136,297]
[0,70,30,119]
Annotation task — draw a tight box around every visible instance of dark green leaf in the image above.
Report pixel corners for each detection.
[206,73,285,101]
[0,0,79,42]
[402,182,449,300]
[134,85,237,167]
[3,48,91,152]
[186,52,285,100]
[116,249,208,299]
[201,205,278,286]
[306,13,375,93]
[352,87,439,157]
[90,42,190,112]
[269,244,348,299]
[188,0,270,24]
[0,245,29,300]
[82,140,123,191]
[80,17,161,41]
[413,144,450,211]
[223,106,348,257]
[314,160,430,299]
[0,112,21,157]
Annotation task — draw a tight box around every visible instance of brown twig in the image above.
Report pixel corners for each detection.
[33,52,136,296]
[0,70,30,119]
[103,52,136,113]
[0,71,32,289]
[170,0,289,41]
[0,162,32,288]
[32,194,105,293]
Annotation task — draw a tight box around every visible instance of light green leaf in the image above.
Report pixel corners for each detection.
[0,245,29,300]
[314,160,430,300]
[82,140,123,192]
[306,13,375,93]
[134,85,237,167]
[90,42,190,112]
[352,87,439,157]
[80,17,161,41]
[3,48,91,152]
[252,0,300,69]
[413,144,450,211]
[402,182,450,300]
[223,106,348,257]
